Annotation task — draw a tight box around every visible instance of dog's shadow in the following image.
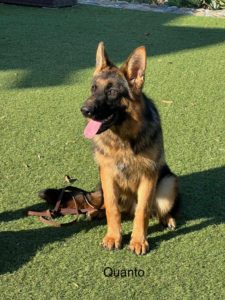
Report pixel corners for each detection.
[0,166,224,274]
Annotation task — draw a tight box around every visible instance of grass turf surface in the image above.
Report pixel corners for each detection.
[1,4,225,299]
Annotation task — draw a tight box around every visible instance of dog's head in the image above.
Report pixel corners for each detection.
[81,42,147,139]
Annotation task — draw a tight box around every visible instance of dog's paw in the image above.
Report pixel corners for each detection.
[101,235,122,250]
[167,217,176,230]
[161,216,176,230]
[129,239,149,255]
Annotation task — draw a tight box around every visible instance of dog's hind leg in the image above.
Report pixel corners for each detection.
[155,168,179,230]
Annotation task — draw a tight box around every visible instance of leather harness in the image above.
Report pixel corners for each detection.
[27,187,104,227]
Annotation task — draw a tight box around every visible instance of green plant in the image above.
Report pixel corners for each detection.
[207,0,225,9]
[168,0,202,7]
[187,0,202,7]
[168,0,225,8]
[168,0,183,6]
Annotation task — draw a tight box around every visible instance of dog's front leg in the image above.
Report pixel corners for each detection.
[129,175,157,255]
[100,166,122,250]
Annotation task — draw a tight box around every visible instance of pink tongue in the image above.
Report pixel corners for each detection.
[84,120,102,139]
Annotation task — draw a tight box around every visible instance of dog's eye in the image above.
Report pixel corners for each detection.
[107,89,118,98]
[91,84,97,93]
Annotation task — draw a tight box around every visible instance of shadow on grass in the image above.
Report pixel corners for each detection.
[1,5,225,89]
[0,166,224,274]
[0,219,106,275]
[0,203,46,223]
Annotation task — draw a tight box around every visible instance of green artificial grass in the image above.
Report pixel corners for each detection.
[0,4,225,299]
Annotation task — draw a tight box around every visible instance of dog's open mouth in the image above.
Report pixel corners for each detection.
[84,114,115,139]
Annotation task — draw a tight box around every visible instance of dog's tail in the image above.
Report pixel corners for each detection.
[154,164,180,229]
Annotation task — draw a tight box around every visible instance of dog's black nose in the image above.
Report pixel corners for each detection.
[81,106,92,117]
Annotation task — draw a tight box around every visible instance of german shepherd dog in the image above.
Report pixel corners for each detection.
[81,42,179,255]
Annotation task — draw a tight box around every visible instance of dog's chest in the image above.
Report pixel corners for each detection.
[94,132,157,180]
[115,155,138,177]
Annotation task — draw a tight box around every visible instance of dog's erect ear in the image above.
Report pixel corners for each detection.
[94,42,113,74]
[121,46,146,91]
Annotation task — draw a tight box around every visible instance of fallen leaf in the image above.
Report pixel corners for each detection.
[23,163,30,169]
[64,175,77,184]
[161,100,173,104]
[64,175,71,183]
